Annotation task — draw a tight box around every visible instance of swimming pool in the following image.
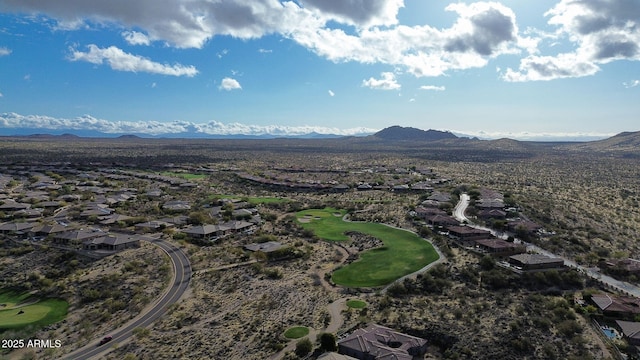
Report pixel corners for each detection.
[602,328,616,339]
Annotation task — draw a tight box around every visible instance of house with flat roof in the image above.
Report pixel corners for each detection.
[508,253,565,272]
[475,239,526,257]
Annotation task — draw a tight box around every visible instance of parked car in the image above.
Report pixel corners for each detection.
[98,336,112,346]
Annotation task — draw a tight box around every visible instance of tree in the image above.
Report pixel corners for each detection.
[318,332,337,352]
[295,338,313,357]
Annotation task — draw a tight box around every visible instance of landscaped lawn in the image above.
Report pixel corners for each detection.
[0,291,68,330]
[346,299,367,309]
[297,208,440,287]
[283,326,309,339]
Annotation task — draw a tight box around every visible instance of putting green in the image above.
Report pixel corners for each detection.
[283,326,309,339]
[0,292,68,330]
[346,300,367,309]
[297,208,439,287]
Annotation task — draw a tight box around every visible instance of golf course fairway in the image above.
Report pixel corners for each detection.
[297,208,439,287]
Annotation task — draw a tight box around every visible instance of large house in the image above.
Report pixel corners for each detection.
[591,293,640,317]
[508,253,565,272]
[338,324,428,360]
[83,233,141,251]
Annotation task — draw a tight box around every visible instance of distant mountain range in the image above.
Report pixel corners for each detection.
[3,126,640,154]
[2,128,356,139]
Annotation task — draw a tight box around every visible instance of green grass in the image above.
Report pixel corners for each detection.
[0,291,68,330]
[160,171,207,180]
[283,326,309,339]
[297,208,439,288]
[346,299,367,309]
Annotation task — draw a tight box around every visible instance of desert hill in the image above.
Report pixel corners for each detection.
[372,126,458,141]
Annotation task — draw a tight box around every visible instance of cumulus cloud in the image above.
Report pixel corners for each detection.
[299,0,403,27]
[504,0,640,81]
[419,85,445,91]
[0,47,12,56]
[362,72,400,90]
[0,112,377,136]
[219,77,242,91]
[69,44,198,77]
[1,0,529,79]
[122,30,150,46]
[443,2,518,56]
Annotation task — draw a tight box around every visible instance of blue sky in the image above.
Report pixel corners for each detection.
[0,0,639,140]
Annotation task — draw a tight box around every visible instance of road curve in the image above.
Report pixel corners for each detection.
[65,236,191,360]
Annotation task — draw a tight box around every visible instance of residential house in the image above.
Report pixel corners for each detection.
[478,209,507,220]
[508,253,565,272]
[616,320,640,346]
[338,324,428,360]
[507,219,542,235]
[590,293,640,317]
[0,221,36,234]
[162,200,191,211]
[83,234,141,251]
[135,220,174,232]
[53,229,104,246]
[446,225,492,246]
[183,224,225,241]
[475,239,526,257]
[425,214,459,227]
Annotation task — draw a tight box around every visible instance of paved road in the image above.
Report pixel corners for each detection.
[64,237,191,360]
[453,193,640,297]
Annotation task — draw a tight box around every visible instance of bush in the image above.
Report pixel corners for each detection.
[295,338,313,357]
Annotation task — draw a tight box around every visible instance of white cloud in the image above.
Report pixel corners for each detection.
[362,72,400,90]
[328,90,335,96]
[504,0,640,81]
[0,112,378,136]
[122,31,151,46]
[219,77,242,91]
[0,92,3,97]
[69,44,198,77]
[0,47,12,56]
[2,0,528,79]
[299,0,404,28]
[419,85,445,91]
[503,53,599,82]
[624,79,640,88]
[258,48,272,53]
[5,0,636,82]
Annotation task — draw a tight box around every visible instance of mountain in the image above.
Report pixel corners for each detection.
[372,126,458,141]
[566,131,640,152]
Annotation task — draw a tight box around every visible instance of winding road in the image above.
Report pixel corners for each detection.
[64,236,191,360]
[453,193,640,297]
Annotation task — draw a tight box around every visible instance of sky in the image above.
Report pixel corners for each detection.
[0,0,639,140]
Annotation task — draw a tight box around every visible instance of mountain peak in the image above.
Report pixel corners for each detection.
[373,126,458,141]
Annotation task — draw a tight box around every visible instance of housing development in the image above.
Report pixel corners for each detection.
[1,128,640,359]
